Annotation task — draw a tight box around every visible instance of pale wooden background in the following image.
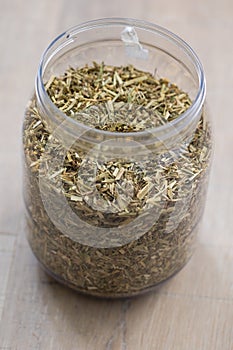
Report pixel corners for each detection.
[0,1,233,349]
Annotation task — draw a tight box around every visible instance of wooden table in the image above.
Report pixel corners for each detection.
[0,1,232,349]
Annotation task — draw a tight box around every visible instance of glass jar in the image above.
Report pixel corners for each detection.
[23,18,212,297]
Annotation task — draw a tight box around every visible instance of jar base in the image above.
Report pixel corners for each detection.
[33,246,194,299]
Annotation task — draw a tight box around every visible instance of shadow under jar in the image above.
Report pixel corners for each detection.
[23,18,212,298]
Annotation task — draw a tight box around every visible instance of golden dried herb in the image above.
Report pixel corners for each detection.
[23,63,211,297]
[46,62,192,130]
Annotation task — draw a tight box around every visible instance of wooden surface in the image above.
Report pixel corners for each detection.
[0,1,233,349]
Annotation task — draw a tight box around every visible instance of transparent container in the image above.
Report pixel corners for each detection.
[23,18,212,297]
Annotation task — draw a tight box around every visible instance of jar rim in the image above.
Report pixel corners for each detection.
[36,17,206,142]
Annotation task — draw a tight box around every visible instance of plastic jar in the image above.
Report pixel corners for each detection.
[23,18,212,297]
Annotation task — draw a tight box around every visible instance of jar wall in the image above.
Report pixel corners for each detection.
[23,19,212,297]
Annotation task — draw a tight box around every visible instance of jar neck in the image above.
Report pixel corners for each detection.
[35,18,206,154]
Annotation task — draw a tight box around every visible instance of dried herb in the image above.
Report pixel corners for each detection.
[23,63,211,297]
[46,62,192,130]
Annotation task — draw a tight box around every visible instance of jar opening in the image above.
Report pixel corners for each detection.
[36,18,206,144]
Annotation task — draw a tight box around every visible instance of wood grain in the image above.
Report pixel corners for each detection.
[0,0,233,349]
[0,234,16,320]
